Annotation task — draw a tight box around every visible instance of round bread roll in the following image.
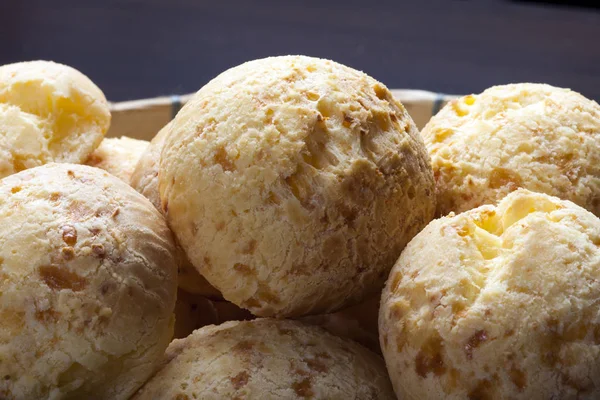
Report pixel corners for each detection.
[380,189,600,399]
[173,289,252,339]
[130,121,221,298]
[422,83,600,217]
[0,163,178,399]
[0,60,110,179]
[133,319,395,399]
[86,136,149,182]
[301,296,380,354]
[159,55,435,317]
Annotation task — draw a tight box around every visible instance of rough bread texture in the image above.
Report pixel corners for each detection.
[87,136,149,182]
[380,189,600,399]
[159,55,435,317]
[301,296,380,354]
[0,163,178,400]
[173,289,252,339]
[0,60,110,179]
[133,319,395,399]
[130,122,171,211]
[130,122,221,298]
[422,83,600,216]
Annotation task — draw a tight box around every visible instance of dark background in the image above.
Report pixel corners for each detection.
[1,0,599,102]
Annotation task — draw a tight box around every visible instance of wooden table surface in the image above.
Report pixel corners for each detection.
[1,0,599,102]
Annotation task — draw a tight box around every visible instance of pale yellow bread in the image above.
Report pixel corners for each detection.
[422,83,600,216]
[0,60,110,179]
[133,319,395,399]
[130,122,222,298]
[301,296,380,354]
[380,189,600,399]
[86,136,149,182]
[173,289,252,339]
[159,55,435,317]
[0,163,178,399]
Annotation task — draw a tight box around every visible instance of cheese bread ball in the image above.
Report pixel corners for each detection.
[130,122,221,298]
[422,83,600,216]
[159,55,435,317]
[0,163,178,399]
[173,289,252,339]
[302,296,380,354]
[0,61,110,179]
[133,319,395,399]
[380,189,600,399]
[86,136,149,182]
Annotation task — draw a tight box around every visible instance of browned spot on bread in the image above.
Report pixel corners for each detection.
[174,394,189,400]
[292,377,314,398]
[305,357,328,373]
[509,366,527,391]
[241,240,257,255]
[92,244,106,258]
[373,84,388,100]
[465,330,488,360]
[343,114,353,128]
[10,186,21,194]
[234,263,253,275]
[230,371,249,390]
[49,192,61,202]
[214,147,235,172]
[60,247,75,260]
[39,265,87,291]
[234,340,255,352]
[34,309,60,324]
[61,225,77,246]
[415,334,446,378]
[468,380,492,400]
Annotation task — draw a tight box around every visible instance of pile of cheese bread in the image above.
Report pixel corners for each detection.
[1,56,599,400]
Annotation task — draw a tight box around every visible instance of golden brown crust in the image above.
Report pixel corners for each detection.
[380,189,600,399]
[134,319,395,399]
[0,163,178,399]
[159,55,435,317]
[0,60,110,179]
[422,83,600,217]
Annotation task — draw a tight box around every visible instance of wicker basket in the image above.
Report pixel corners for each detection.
[106,90,457,140]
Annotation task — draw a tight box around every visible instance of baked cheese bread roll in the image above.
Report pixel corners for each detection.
[422,83,600,216]
[380,189,600,399]
[0,163,178,399]
[159,55,435,317]
[0,60,110,179]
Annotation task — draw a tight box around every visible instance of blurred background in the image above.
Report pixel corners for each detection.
[1,0,599,102]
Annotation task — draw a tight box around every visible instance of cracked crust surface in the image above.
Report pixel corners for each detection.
[130,122,221,298]
[380,189,600,399]
[0,163,178,400]
[0,61,110,179]
[159,55,435,317]
[133,318,395,399]
[86,136,149,183]
[422,83,600,217]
